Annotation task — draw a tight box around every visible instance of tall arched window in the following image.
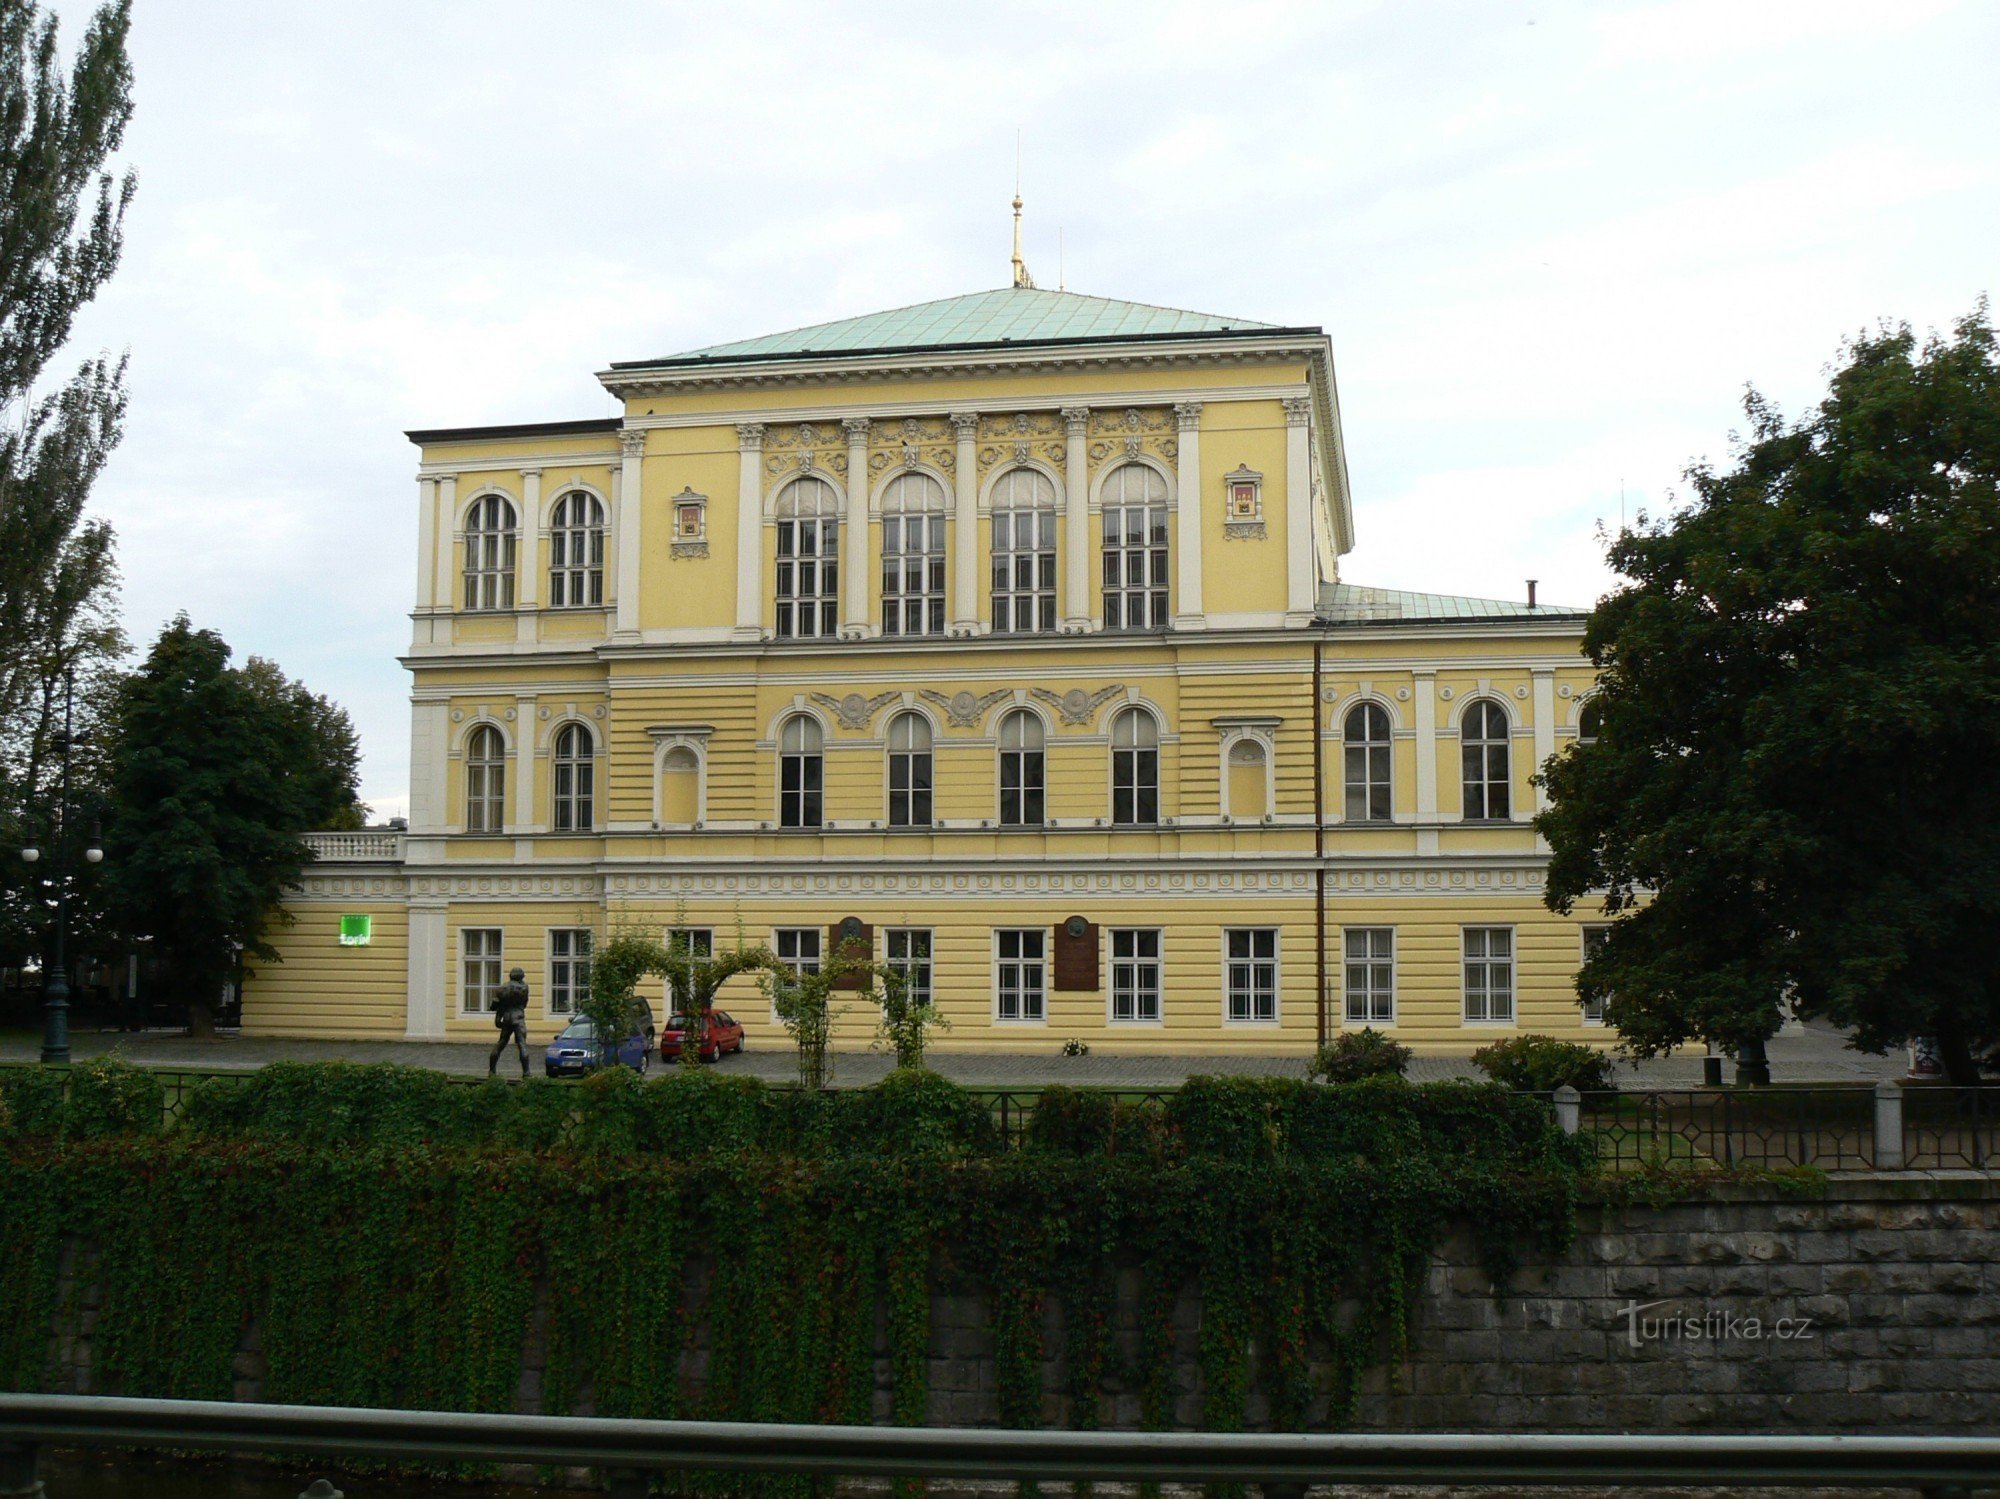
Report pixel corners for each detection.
[465,725,506,832]
[998,709,1045,826]
[1101,465,1169,631]
[779,716,824,828]
[887,712,933,827]
[548,491,605,608]
[882,473,947,636]
[1577,700,1603,745]
[463,494,517,611]
[1461,700,1512,821]
[991,468,1057,634]
[1111,708,1160,826]
[1343,703,1392,822]
[552,723,594,832]
[774,478,839,639]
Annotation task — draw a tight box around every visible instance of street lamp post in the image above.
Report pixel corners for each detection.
[18,668,102,1066]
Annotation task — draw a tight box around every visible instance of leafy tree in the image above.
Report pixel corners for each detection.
[239,655,367,831]
[874,957,948,1070]
[1538,308,2000,1083]
[103,618,362,1035]
[589,927,775,1072]
[765,939,872,1092]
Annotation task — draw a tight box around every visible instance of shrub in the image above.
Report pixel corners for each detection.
[1023,1087,1168,1159]
[1472,1034,1616,1092]
[182,1060,475,1148]
[0,1067,66,1138]
[64,1056,164,1139]
[1309,1028,1412,1084]
[830,1067,997,1158]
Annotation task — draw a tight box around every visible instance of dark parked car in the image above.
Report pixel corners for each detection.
[660,1008,745,1064]
[544,1001,657,1076]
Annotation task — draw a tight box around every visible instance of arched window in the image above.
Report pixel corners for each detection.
[659,745,701,824]
[1101,465,1169,631]
[991,468,1057,634]
[774,477,839,639]
[998,709,1045,826]
[552,723,594,832]
[463,494,517,611]
[548,491,605,608]
[1577,700,1603,745]
[882,473,947,636]
[1343,703,1392,822]
[779,715,824,828]
[1461,700,1512,821]
[465,725,506,832]
[886,712,933,827]
[1227,738,1268,819]
[1111,708,1160,826]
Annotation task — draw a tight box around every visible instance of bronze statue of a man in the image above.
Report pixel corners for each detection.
[489,967,531,1078]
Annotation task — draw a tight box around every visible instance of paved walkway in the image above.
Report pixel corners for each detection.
[2,1020,1906,1087]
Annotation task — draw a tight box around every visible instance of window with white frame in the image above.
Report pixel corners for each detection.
[776,927,822,977]
[1101,464,1169,630]
[778,715,823,828]
[1224,928,1279,1023]
[774,477,839,639]
[887,712,933,827]
[1577,700,1603,745]
[548,490,604,607]
[548,928,592,1015]
[551,722,594,831]
[463,494,517,611]
[464,725,506,832]
[1579,925,1610,1024]
[998,709,1045,827]
[886,928,932,1011]
[881,472,947,636]
[462,928,503,1013]
[1342,927,1395,1025]
[995,929,1046,1022]
[1344,703,1392,822]
[665,926,712,1014]
[990,468,1057,633]
[1110,707,1160,826]
[1461,700,1512,821]
[1109,929,1162,1023]
[1462,927,1515,1023]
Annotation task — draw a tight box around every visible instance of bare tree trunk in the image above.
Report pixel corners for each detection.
[1935,1022,1982,1088]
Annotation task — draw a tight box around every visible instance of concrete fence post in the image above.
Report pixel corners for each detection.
[1874,1079,1905,1171]
[1552,1084,1581,1136]
[0,1441,42,1498]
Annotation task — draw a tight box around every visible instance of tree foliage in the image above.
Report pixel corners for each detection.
[589,927,776,1073]
[1538,308,2000,1081]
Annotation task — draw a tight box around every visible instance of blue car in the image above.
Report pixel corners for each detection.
[544,1001,656,1076]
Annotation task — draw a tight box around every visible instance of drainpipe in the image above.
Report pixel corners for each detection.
[1312,630,1327,1050]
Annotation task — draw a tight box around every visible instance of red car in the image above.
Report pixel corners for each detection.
[660,1009,745,1063]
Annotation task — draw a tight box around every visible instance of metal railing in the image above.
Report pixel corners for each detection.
[1905,1085,2000,1170]
[2,1394,1998,1494]
[301,830,405,862]
[1567,1086,1880,1171]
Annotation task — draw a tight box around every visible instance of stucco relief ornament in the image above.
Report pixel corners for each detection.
[1030,685,1127,726]
[1014,440,1031,462]
[797,423,818,445]
[796,451,815,471]
[1124,436,1143,457]
[1089,441,1111,462]
[902,442,921,466]
[809,690,901,731]
[901,418,922,441]
[919,687,1012,727]
[868,451,891,474]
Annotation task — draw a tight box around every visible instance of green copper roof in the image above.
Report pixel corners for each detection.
[623,288,1284,368]
[1319,583,1585,622]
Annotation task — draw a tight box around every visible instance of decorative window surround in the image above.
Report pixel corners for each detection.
[670,487,709,558]
[1222,464,1265,539]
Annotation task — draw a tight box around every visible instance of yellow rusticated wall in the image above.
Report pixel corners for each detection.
[243,903,408,1038]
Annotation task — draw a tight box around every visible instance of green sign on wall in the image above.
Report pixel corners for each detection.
[338,914,372,947]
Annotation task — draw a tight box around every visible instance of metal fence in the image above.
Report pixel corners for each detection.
[1905,1084,2000,1170]
[1571,1087,1880,1171]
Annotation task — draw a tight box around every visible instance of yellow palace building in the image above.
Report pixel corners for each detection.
[244,275,1610,1055]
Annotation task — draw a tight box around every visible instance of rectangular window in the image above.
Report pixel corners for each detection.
[1463,927,1515,1023]
[775,517,839,639]
[1580,925,1610,1025]
[461,928,503,1014]
[548,928,592,1016]
[995,929,1046,1022]
[886,928,933,1011]
[1102,502,1169,631]
[1224,928,1278,1023]
[665,926,713,1013]
[882,514,947,636]
[992,509,1057,633]
[775,928,822,977]
[1342,927,1395,1025]
[1109,928,1162,1023]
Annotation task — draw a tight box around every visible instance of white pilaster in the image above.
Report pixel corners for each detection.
[517,467,542,643]
[615,430,645,638]
[1283,396,1316,622]
[512,696,538,834]
[1061,406,1091,631]
[735,423,766,641]
[1414,670,1439,857]
[406,903,448,1039]
[843,417,871,637]
[408,700,449,833]
[1173,401,1204,629]
[1532,670,1556,838]
[415,477,439,612]
[433,474,458,612]
[950,412,980,634]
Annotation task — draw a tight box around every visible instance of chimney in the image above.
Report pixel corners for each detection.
[1527,579,1538,609]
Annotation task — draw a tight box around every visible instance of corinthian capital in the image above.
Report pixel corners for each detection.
[1282,396,1312,427]
[736,422,767,449]
[1173,400,1204,431]
[949,411,980,441]
[841,416,871,441]
[1060,405,1091,437]
[619,428,648,458]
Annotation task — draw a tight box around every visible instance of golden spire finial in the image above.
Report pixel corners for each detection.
[1011,134,1034,289]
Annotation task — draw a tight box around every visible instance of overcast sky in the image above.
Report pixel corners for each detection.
[55,0,1998,819]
